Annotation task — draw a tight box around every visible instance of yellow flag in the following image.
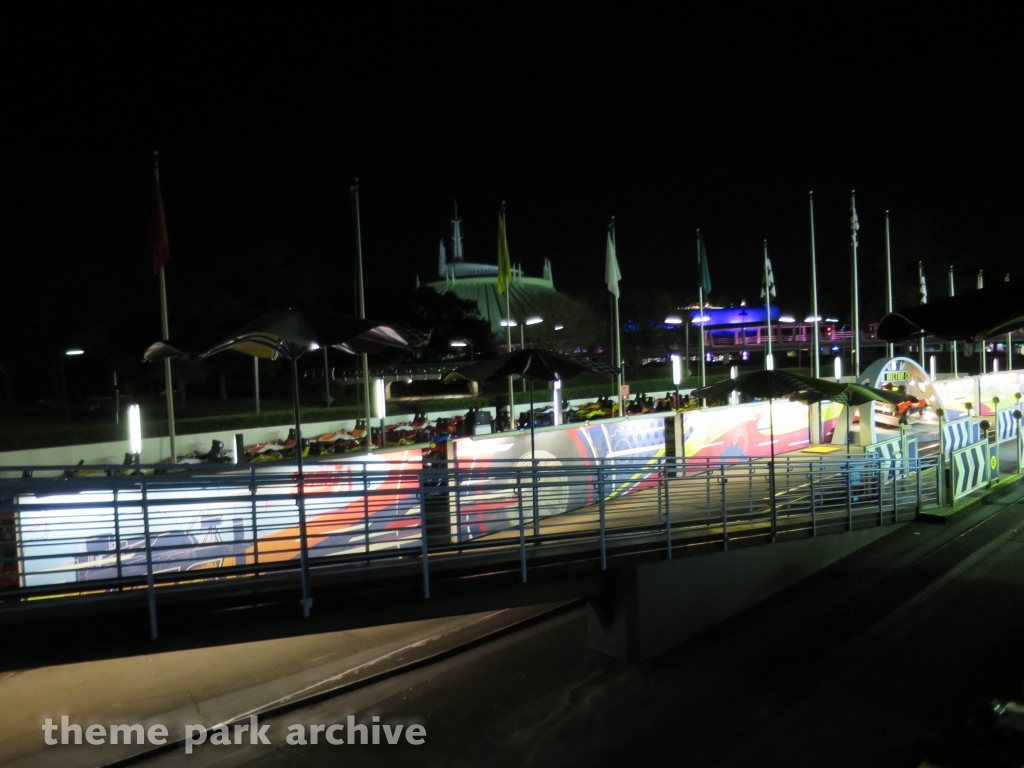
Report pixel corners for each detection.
[497,211,512,294]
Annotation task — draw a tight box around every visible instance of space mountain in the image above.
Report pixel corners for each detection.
[422,203,576,335]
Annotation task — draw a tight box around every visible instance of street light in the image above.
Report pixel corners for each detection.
[60,348,85,421]
[518,317,544,390]
[450,339,474,361]
[671,354,681,408]
[665,315,690,379]
[128,403,143,461]
[374,378,387,448]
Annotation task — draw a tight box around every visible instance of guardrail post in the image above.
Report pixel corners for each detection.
[810,470,816,536]
[532,458,541,537]
[748,459,754,516]
[140,475,157,641]
[517,471,527,583]
[846,459,853,531]
[454,460,463,545]
[657,463,664,523]
[706,463,712,508]
[113,486,122,580]
[249,466,259,566]
[721,465,729,551]
[665,463,673,560]
[419,472,430,598]
[769,460,777,543]
[296,470,312,617]
[877,459,884,526]
[363,464,371,554]
[916,458,923,513]
[938,453,946,507]
[598,463,607,570]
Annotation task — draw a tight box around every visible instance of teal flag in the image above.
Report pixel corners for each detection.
[698,233,712,294]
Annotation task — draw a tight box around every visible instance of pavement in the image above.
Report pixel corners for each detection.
[0,603,564,768]
[109,485,1024,768]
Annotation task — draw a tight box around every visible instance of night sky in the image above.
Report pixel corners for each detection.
[6,6,1023,327]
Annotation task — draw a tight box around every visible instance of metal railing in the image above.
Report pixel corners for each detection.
[0,453,940,636]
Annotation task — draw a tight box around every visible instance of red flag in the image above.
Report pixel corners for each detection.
[150,168,170,275]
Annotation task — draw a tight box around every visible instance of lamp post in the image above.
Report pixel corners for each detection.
[666,316,690,380]
[60,348,84,421]
[519,316,543,391]
[671,353,681,409]
[374,378,387,449]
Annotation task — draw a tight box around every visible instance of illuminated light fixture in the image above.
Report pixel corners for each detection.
[665,315,683,325]
[552,377,562,426]
[831,345,840,352]
[128,403,142,457]
[671,354,682,386]
[834,357,842,381]
[524,316,543,326]
[554,324,564,331]
[779,315,795,323]
[804,315,822,323]
[450,340,467,348]
[929,355,936,380]
[500,319,518,327]
[825,317,839,323]
[65,348,85,356]
[374,378,387,421]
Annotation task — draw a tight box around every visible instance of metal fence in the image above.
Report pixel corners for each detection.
[0,453,940,636]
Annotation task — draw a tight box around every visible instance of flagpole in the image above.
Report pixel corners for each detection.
[501,202,514,423]
[810,192,821,378]
[763,240,772,370]
[350,179,372,450]
[697,230,706,388]
[949,267,958,377]
[1007,274,1013,371]
[978,270,986,373]
[851,190,861,378]
[611,217,623,415]
[154,151,176,463]
[918,261,927,369]
[885,210,894,359]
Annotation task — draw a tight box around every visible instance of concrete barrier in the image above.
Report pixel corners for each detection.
[586,524,900,661]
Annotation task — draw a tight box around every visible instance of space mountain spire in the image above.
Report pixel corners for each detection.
[452,201,464,262]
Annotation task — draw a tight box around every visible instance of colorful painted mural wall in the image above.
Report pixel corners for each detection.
[933,372,1024,417]
[680,401,843,459]
[449,416,667,541]
[14,449,425,589]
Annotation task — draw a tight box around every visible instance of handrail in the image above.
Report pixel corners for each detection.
[0,453,940,638]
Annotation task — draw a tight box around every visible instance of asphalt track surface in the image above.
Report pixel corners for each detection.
[43,484,1022,768]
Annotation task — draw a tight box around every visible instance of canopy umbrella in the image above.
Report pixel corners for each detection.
[143,308,418,617]
[446,349,616,538]
[692,371,913,541]
[877,279,1024,342]
[444,349,617,458]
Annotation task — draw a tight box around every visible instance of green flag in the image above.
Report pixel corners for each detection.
[698,232,712,294]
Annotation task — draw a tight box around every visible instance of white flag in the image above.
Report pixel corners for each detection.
[918,262,928,304]
[977,270,984,290]
[605,230,621,298]
[851,195,860,245]
[761,256,776,299]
